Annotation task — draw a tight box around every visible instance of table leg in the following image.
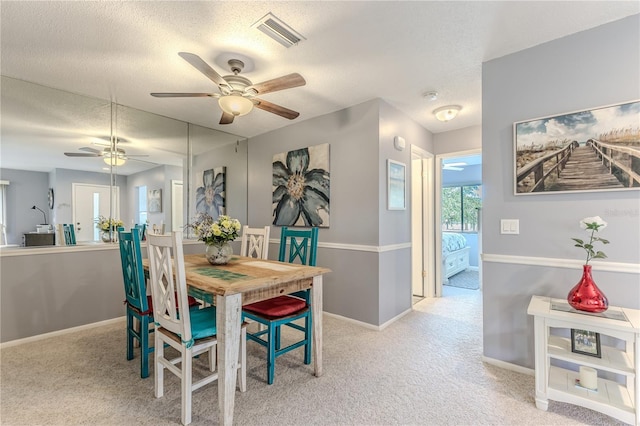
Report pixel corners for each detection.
[216,293,242,426]
[312,275,323,377]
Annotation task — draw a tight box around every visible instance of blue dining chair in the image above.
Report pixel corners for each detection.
[118,228,153,378]
[134,223,146,241]
[118,227,200,379]
[242,226,318,384]
[62,224,76,245]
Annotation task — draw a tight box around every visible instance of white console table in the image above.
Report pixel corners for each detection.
[527,295,640,425]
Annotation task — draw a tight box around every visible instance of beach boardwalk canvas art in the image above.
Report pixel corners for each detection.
[272,143,330,227]
[196,166,226,219]
[514,101,640,194]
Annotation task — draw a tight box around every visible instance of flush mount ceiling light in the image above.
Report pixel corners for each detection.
[252,12,306,48]
[218,95,254,117]
[433,105,461,122]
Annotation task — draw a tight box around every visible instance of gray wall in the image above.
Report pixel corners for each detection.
[482,15,640,368]
[0,168,50,245]
[126,164,181,231]
[434,125,481,155]
[247,98,433,326]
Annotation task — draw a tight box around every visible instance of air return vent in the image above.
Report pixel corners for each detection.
[252,13,305,48]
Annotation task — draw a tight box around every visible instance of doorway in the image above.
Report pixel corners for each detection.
[435,150,482,297]
[410,146,434,304]
[72,183,120,241]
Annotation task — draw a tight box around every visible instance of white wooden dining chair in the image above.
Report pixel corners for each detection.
[146,231,246,425]
[240,225,270,259]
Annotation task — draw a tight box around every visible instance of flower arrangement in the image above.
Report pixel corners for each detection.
[96,216,124,232]
[571,216,609,265]
[189,213,241,245]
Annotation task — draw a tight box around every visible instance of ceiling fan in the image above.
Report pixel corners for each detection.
[64,145,150,166]
[151,52,306,125]
[443,162,467,171]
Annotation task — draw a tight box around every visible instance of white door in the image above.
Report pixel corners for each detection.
[411,146,435,302]
[72,183,120,241]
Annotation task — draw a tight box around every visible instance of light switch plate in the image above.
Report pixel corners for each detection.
[501,219,519,235]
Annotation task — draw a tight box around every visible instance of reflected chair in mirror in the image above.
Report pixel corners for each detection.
[118,228,153,378]
[240,225,270,259]
[242,226,318,384]
[62,224,76,245]
[0,223,6,245]
[146,231,246,425]
[134,223,147,241]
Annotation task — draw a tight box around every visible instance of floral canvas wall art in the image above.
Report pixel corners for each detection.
[272,143,330,227]
[148,189,162,213]
[196,166,226,219]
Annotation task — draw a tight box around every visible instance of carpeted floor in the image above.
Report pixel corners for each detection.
[445,269,479,290]
[0,286,623,425]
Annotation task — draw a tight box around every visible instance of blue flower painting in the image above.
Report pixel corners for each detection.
[196,166,226,219]
[272,143,330,227]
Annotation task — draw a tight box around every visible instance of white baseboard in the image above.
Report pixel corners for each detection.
[324,307,412,331]
[0,316,126,349]
[482,355,534,376]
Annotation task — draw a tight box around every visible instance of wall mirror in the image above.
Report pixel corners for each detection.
[0,76,247,244]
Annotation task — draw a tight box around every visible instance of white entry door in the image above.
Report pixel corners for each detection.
[72,183,120,242]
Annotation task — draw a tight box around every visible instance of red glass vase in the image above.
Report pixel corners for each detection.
[567,265,608,313]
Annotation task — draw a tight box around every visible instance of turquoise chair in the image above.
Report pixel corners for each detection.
[118,227,200,378]
[118,228,153,378]
[134,223,146,241]
[242,226,318,384]
[62,224,76,245]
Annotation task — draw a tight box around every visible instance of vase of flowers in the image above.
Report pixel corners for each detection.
[96,216,124,243]
[568,216,609,313]
[189,213,241,265]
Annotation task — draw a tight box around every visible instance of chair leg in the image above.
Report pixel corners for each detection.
[238,326,246,392]
[155,331,164,399]
[304,314,312,365]
[182,348,193,425]
[275,324,281,351]
[140,315,150,378]
[267,322,276,385]
[126,310,134,361]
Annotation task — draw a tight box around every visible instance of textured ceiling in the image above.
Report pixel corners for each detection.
[1,1,638,173]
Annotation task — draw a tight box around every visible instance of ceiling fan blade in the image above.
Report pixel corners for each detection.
[219,112,235,125]
[253,98,300,120]
[249,73,306,95]
[129,158,159,165]
[150,92,216,98]
[64,152,101,157]
[124,154,149,158]
[443,166,464,171]
[178,52,231,91]
[79,146,102,154]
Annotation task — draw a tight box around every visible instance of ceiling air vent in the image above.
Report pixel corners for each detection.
[252,13,305,48]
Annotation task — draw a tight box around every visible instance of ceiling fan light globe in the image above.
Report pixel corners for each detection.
[433,105,461,122]
[104,156,126,166]
[218,95,253,117]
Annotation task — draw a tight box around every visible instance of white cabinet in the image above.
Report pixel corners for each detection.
[527,295,640,425]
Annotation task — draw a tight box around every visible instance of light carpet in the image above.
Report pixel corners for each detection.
[0,286,622,425]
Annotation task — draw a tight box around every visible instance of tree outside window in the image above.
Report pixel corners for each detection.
[442,185,481,232]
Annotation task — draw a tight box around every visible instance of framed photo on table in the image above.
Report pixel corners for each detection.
[387,159,406,210]
[571,329,601,358]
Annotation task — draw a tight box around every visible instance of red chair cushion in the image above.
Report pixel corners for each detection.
[129,294,200,316]
[243,295,307,319]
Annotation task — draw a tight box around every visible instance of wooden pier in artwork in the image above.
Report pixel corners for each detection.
[516,139,640,193]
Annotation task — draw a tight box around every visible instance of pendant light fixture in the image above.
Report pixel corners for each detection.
[218,95,254,117]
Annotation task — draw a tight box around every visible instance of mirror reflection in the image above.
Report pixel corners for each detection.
[0,76,247,246]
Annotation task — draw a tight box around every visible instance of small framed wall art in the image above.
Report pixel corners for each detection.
[387,159,406,210]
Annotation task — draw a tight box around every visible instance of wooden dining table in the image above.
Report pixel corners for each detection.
[145,254,330,426]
